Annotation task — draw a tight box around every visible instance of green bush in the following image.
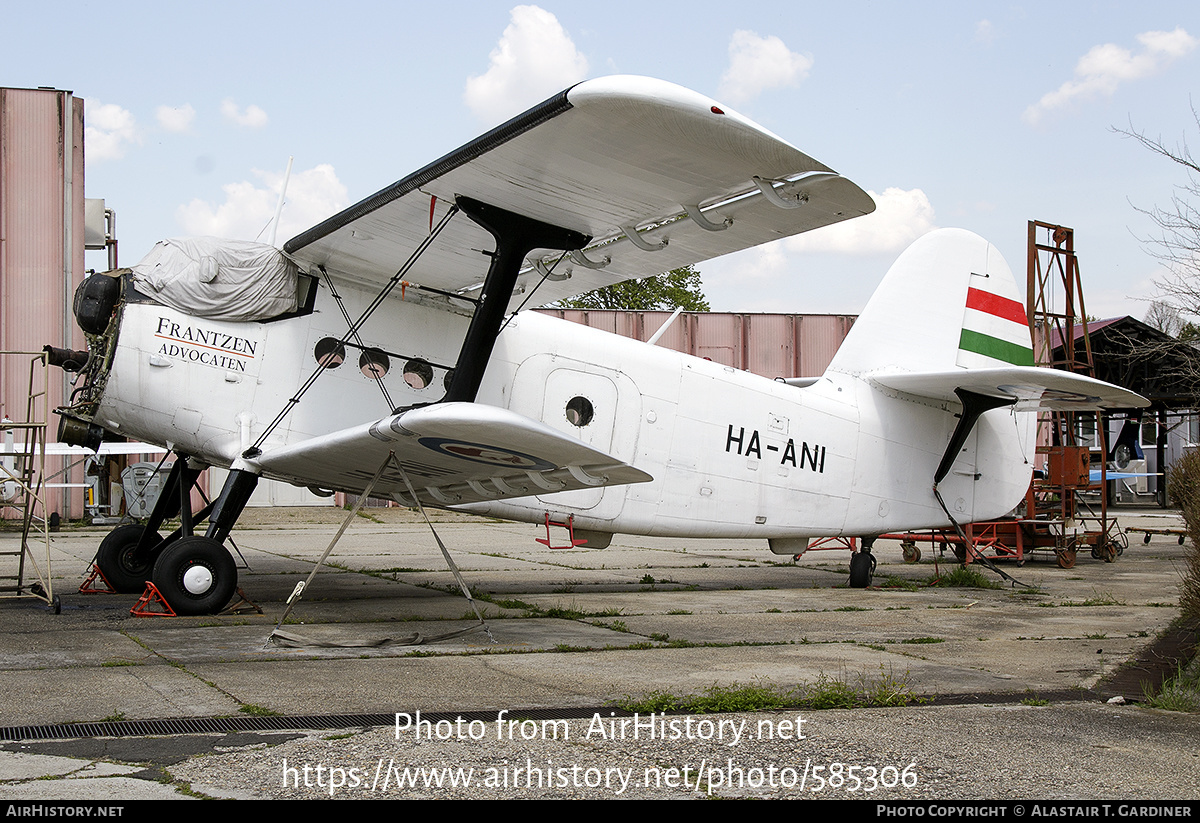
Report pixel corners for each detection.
[1168,450,1200,620]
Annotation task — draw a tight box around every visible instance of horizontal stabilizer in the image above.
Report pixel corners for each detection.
[253,403,652,507]
[871,367,1148,411]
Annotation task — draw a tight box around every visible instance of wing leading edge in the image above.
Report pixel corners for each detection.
[284,76,875,310]
[251,403,651,508]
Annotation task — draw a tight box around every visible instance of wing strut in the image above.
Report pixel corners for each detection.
[246,204,462,457]
[443,196,589,404]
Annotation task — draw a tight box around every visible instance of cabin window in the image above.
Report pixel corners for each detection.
[565,396,594,427]
[403,359,434,390]
[359,348,390,379]
[314,338,346,368]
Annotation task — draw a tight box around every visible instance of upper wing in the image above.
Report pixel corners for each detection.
[284,76,874,309]
[871,367,1149,411]
[251,402,651,507]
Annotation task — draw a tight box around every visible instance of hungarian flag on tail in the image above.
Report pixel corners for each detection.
[956,274,1034,368]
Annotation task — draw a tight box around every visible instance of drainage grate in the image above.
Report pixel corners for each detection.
[0,707,618,742]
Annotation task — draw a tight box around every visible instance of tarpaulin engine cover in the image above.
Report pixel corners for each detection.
[131,237,299,322]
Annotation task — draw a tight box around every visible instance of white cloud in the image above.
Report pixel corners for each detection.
[176,164,349,244]
[221,99,269,129]
[717,30,812,105]
[156,103,195,133]
[85,101,139,161]
[784,187,937,254]
[701,188,936,313]
[1024,27,1197,125]
[464,5,588,125]
[975,19,995,45]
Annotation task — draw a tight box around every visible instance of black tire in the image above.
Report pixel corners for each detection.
[96,524,164,593]
[151,536,237,616]
[849,551,876,588]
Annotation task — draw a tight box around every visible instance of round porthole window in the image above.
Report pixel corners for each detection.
[314,337,345,368]
[359,348,390,379]
[443,369,455,391]
[403,359,434,389]
[565,396,594,427]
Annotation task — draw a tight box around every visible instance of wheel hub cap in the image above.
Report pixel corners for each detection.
[182,565,213,595]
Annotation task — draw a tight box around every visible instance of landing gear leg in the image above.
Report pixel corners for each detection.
[150,468,259,616]
[849,537,877,588]
[94,456,201,592]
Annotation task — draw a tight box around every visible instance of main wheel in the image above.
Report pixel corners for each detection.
[849,551,876,588]
[151,536,237,616]
[96,524,164,593]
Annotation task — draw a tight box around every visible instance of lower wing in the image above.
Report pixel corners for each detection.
[251,403,652,507]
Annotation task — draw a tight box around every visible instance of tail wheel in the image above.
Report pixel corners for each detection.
[151,536,237,616]
[96,524,164,593]
[849,551,876,588]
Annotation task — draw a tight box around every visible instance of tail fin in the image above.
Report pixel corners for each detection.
[827,228,1032,377]
[823,228,1145,533]
[827,228,1144,410]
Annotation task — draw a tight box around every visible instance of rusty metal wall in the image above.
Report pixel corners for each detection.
[536,309,856,379]
[1,87,86,518]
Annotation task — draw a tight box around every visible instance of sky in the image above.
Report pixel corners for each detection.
[4,1,1199,320]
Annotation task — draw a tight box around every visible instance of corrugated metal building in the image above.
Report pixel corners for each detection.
[1,87,87,518]
[535,309,856,378]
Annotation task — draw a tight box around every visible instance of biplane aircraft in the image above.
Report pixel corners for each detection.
[51,76,1146,614]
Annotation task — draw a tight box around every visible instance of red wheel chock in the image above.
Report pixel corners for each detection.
[130,582,177,617]
[79,563,117,594]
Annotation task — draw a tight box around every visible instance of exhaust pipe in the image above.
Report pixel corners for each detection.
[43,345,90,373]
[57,413,105,452]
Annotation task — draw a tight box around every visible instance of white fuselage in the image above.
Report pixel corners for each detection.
[93,278,1034,543]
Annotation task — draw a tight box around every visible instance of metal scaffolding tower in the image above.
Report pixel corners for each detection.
[1026,220,1120,565]
[0,350,58,612]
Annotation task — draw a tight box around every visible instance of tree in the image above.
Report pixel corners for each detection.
[554,264,710,311]
[1144,300,1200,342]
[1118,110,1200,322]
[1121,112,1200,621]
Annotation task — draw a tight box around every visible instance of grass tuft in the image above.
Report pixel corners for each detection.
[931,566,1000,589]
[618,666,925,714]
